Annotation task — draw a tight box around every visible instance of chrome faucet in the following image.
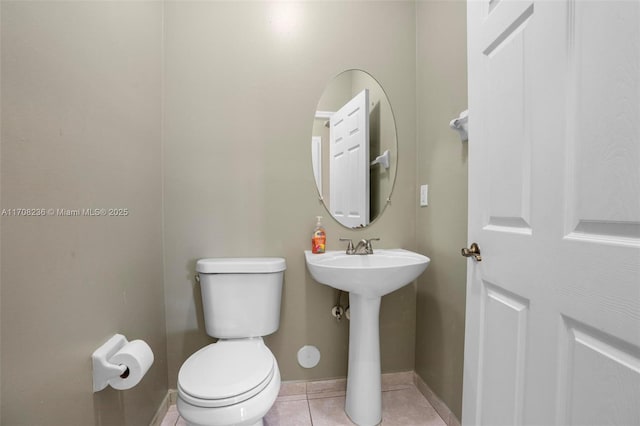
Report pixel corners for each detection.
[340,238,380,255]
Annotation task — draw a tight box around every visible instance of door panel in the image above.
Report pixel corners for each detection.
[557,317,640,426]
[484,5,533,233]
[564,0,640,244]
[477,282,529,426]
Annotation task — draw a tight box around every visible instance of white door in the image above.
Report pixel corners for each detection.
[330,89,370,228]
[463,1,640,426]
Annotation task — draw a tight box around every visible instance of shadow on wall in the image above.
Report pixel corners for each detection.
[460,138,468,165]
[93,390,125,426]
[416,289,444,384]
[187,258,206,336]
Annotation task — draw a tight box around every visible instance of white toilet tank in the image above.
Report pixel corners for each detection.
[195,257,286,339]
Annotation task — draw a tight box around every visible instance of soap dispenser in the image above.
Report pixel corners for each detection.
[312,216,326,254]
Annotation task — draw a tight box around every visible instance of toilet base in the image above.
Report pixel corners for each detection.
[178,412,263,426]
[179,416,263,426]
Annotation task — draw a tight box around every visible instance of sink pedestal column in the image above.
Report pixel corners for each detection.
[345,293,382,426]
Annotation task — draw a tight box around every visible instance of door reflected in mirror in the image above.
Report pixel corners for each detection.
[311,70,397,228]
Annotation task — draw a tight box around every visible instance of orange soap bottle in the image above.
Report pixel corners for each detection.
[312,216,326,254]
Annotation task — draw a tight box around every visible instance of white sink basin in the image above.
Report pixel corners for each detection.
[304,248,430,426]
[304,249,430,297]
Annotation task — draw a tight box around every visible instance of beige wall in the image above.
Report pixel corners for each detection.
[163,1,417,385]
[0,2,167,425]
[415,0,468,420]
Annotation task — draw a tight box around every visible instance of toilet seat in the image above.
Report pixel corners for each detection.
[178,339,276,408]
[178,367,275,408]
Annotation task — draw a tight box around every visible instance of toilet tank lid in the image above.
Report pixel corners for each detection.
[196,257,286,274]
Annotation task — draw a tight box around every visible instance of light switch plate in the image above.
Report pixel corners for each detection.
[420,184,428,207]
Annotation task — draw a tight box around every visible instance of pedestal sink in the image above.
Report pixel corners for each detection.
[304,249,430,426]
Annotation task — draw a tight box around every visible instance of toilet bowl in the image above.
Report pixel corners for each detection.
[177,339,280,426]
[177,257,286,426]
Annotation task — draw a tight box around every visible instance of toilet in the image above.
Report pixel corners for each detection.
[177,257,286,426]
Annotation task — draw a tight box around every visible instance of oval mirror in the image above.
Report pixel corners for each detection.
[311,70,397,228]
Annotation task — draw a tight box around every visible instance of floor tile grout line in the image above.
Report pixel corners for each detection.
[304,386,412,401]
[306,394,346,401]
[306,397,314,426]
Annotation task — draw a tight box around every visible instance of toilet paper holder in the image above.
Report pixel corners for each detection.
[92,334,131,392]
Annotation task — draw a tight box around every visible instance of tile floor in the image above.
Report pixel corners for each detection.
[161,373,447,426]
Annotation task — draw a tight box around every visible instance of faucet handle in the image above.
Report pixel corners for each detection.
[365,238,380,253]
[339,238,355,254]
